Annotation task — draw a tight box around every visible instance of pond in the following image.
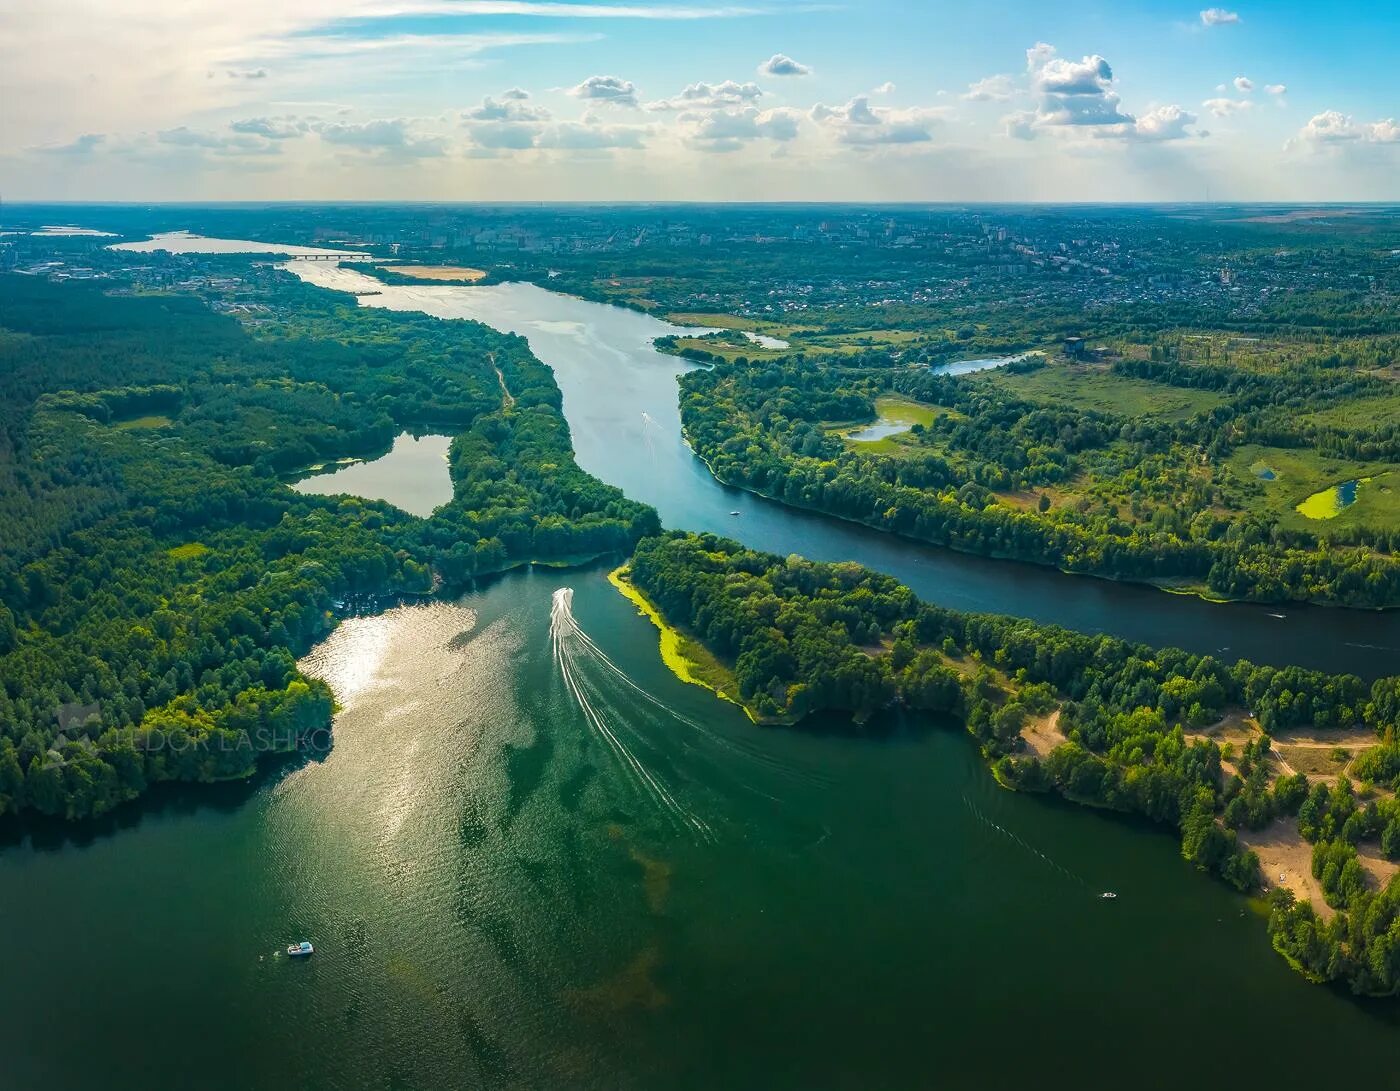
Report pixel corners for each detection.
[1297,478,1364,519]
[931,350,1042,376]
[742,330,790,350]
[290,433,454,517]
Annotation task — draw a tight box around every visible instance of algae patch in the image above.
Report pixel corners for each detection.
[608,566,756,722]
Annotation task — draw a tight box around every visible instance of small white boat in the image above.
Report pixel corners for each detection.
[1100,892,1117,900]
[286,941,314,957]
[729,510,741,516]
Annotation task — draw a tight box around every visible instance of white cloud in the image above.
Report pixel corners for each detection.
[684,105,801,150]
[230,116,309,139]
[872,81,895,95]
[1203,97,1252,118]
[1233,75,1253,92]
[461,94,551,122]
[1266,83,1287,95]
[568,74,639,107]
[646,80,763,111]
[1294,111,1400,146]
[809,96,946,146]
[313,118,446,157]
[1016,43,1197,143]
[758,53,809,77]
[1127,105,1198,142]
[1026,43,1132,128]
[30,133,106,155]
[1200,8,1241,26]
[963,75,1014,102]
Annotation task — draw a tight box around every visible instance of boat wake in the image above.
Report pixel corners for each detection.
[551,587,715,842]
[963,795,1086,888]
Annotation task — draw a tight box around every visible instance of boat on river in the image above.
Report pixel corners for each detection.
[1100,892,1117,900]
[286,941,314,957]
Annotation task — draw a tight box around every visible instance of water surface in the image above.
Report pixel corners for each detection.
[291,433,453,517]
[4,567,1397,1089]
[288,262,1400,680]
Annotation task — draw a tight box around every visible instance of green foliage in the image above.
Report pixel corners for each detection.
[0,272,656,820]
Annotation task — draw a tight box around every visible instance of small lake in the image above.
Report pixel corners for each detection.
[742,330,790,350]
[291,433,454,517]
[109,231,369,258]
[932,351,1041,376]
[1297,478,1365,519]
[845,421,911,442]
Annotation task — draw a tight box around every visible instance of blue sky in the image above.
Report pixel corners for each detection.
[2,0,1397,201]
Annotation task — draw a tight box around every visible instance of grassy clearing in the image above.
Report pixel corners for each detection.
[167,542,209,561]
[1228,445,1400,532]
[114,414,173,430]
[827,394,959,456]
[979,362,1224,420]
[668,336,783,362]
[1304,392,1400,431]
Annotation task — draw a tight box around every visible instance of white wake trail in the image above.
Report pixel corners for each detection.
[551,588,714,842]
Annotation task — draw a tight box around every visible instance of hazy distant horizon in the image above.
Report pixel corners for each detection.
[3,1,1398,204]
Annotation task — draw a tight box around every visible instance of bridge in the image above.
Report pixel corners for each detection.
[287,252,366,262]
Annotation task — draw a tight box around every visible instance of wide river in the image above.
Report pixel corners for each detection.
[3,260,1399,1089]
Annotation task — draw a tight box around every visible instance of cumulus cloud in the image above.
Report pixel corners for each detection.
[1293,111,1400,146]
[1200,8,1241,26]
[1266,83,1287,95]
[872,81,896,95]
[30,133,105,155]
[684,105,801,151]
[568,74,638,106]
[646,80,762,111]
[1233,75,1253,92]
[1026,43,1132,128]
[758,53,809,77]
[461,93,551,122]
[1203,97,1252,118]
[1128,105,1198,142]
[230,116,308,139]
[313,118,446,157]
[809,96,946,146]
[1017,42,1196,142]
[963,74,1014,102]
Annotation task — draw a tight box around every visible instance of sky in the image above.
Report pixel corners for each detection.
[2,0,1398,203]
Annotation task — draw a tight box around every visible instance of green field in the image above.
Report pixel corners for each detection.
[827,395,956,455]
[977,362,1224,420]
[1303,392,1400,431]
[1229,445,1400,530]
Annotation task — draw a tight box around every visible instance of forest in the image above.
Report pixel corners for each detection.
[0,272,656,821]
[675,335,1400,607]
[627,530,1400,994]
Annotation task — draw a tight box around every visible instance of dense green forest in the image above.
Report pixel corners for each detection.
[675,339,1400,606]
[0,273,655,820]
[627,531,1400,994]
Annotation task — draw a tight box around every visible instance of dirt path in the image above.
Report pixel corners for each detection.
[491,353,515,409]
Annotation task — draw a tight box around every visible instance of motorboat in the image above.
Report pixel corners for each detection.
[287,941,314,957]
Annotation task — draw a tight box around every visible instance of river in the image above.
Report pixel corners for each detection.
[289,262,1400,680]
[3,257,1400,1088]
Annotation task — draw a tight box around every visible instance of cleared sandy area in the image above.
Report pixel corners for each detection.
[387,264,487,282]
[1021,709,1066,760]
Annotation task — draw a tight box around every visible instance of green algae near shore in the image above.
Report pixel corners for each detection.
[608,565,757,722]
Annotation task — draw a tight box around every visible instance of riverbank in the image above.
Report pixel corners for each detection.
[607,565,763,723]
